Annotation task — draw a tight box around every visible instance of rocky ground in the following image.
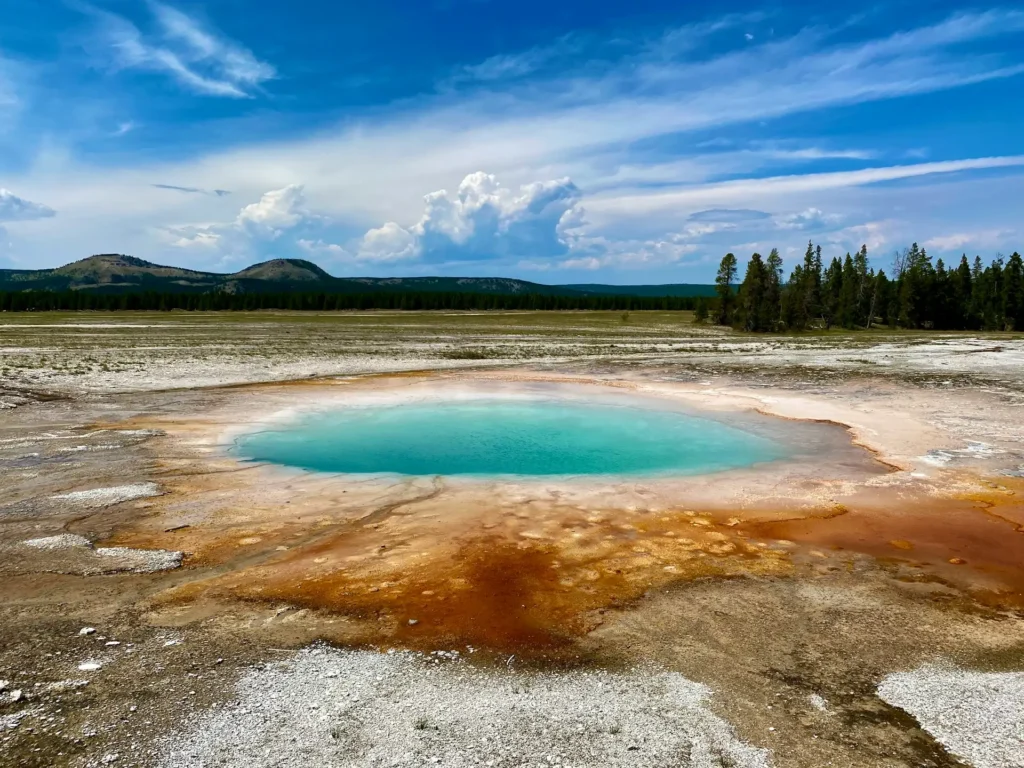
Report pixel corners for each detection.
[1,311,1023,768]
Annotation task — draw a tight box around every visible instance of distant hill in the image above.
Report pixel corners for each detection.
[560,283,718,298]
[0,254,714,299]
[232,258,332,282]
[341,276,575,296]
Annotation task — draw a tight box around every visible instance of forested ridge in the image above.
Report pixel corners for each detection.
[0,289,698,313]
[700,243,1024,332]
[4,243,1023,331]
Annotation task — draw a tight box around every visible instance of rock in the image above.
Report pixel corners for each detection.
[78,661,103,672]
[94,546,183,573]
[50,483,160,508]
[23,534,92,551]
[79,627,96,636]
[408,619,419,626]
[8,690,23,704]
[0,680,8,692]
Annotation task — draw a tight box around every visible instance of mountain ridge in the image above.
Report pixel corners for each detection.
[0,254,716,298]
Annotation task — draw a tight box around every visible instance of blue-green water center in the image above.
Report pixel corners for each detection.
[235,399,786,477]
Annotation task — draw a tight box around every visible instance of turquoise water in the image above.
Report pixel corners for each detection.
[235,399,786,477]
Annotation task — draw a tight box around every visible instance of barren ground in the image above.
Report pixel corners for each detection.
[2,311,1023,768]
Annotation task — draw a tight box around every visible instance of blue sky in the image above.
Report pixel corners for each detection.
[1,0,1023,282]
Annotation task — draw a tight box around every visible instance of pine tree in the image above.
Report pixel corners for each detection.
[933,259,952,329]
[985,258,1005,330]
[871,270,891,328]
[782,264,805,330]
[1004,252,1024,331]
[822,257,843,329]
[764,249,784,331]
[693,297,708,324]
[837,254,859,328]
[969,256,986,328]
[737,253,768,331]
[801,241,821,326]
[952,255,973,329]
[853,245,871,327]
[715,253,738,325]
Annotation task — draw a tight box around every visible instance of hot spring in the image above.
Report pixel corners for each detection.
[233,398,788,477]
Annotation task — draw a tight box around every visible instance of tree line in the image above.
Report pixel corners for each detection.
[697,243,1024,332]
[0,289,701,313]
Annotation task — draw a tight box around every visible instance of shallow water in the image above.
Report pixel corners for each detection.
[234,399,786,477]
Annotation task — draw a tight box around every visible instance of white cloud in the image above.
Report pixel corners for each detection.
[824,220,895,255]
[448,48,558,85]
[775,207,843,230]
[755,146,876,161]
[557,239,700,271]
[165,227,220,249]
[166,185,310,259]
[361,172,583,263]
[0,189,56,222]
[153,184,231,196]
[923,229,1016,252]
[297,238,348,257]
[688,209,772,224]
[235,184,307,237]
[587,156,1024,219]
[358,223,419,262]
[85,1,275,98]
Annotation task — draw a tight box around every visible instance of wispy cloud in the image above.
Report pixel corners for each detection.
[688,209,772,223]
[112,121,136,136]
[923,229,1016,252]
[153,184,231,196]
[0,56,18,110]
[83,1,275,97]
[588,156,1024,217]
[448,47,561,85]
[0,189,56,222]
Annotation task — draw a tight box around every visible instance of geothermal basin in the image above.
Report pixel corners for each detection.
[98,376,903,656]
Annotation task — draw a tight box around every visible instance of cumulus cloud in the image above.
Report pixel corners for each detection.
[359,172,584,263]
[0,189,56,222]
[775,207,843,230]
[297,239,348,258]
[85,1,275,98]
[359,222,419,262]
[163,226,221,249]
[168,184,309,255]
[235,184,308,237]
